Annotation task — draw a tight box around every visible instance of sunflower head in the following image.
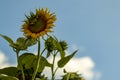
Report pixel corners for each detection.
[22,8,56,39]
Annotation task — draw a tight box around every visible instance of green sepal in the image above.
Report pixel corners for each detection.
[53,38,65,58]
[15,37,27,50]
[62,72,84,80]
[45,36,65,58]
[25,38,37,47]
[12,37,37,51]
[0,67,18,77]
[52,36,65,58]
[57,50,78,68]
[59,41,68,51]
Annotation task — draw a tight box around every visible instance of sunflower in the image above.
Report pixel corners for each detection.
[22,8,56,39]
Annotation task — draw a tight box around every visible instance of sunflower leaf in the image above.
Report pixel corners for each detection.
[0,75,18,80]
[18,53,36,69]
[0,34,14,45]
[57,50,78,68]
[0,67,18,77]
[18,53,52,72]
[33,56,52,72]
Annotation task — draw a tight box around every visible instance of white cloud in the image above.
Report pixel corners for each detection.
[43,56,101,80]
[0,50,101,80]
[0,51,15,69]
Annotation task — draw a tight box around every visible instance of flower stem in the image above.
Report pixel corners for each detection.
[51,54,55,80]
[16,50,25,80]
[51,51,58,80]
[32,38,41,80]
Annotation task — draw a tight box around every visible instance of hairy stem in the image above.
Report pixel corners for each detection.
[16,50,25,80]
[51,54,55,80]
[51,51,58,80]
[32,38,41,80]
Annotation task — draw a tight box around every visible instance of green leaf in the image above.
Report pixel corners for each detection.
[0,67,18,77]
[35,78,47,80]
[18,53,36,69]
[33,56,52,72]
[18,53,52,72]
[58,50,78,68]
[0,34,14,45]
[40,56,52,67]
[0,75,18,80]
[59,50,65,58]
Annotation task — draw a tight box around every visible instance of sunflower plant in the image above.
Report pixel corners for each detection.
[0,8,84,80]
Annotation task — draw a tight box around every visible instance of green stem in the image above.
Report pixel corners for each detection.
[51,53,55,80]
[54,67,58,76]
[51,51,58,80]
[16,50,25,80]
[32,38,41,80]
[41,47,46,55]
[66,73,70,80]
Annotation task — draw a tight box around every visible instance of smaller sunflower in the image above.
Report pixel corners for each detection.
[22,8,56,39]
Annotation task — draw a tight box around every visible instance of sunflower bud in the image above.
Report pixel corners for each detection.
[59,41,68,51]
[45,37,56,52]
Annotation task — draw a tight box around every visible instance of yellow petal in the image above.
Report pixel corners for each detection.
[47,24,55,28]
[24,29,31,33]
[45,29,53,32]
[31,33,37,39]
[45,8,48,13]
[47,19,54,24]
[41,31,46,35]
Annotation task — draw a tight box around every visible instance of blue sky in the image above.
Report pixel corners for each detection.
[0,0,120,80]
